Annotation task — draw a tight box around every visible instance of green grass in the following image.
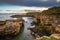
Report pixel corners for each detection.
[36,23,44,30]
[41,37,50,40]
[50,37,59,40]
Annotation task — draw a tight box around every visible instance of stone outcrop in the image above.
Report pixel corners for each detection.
[51,34,60,39]
[32,13,60,33]
[35,35,60,40]
[0,18,24,37]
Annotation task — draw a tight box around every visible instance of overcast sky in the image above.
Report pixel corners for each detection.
[0,0,60,6]
[0,0,60,10]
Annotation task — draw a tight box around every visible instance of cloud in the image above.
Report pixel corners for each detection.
[56,0,60,2]
[37,0,48,2]
[0,6,49,13]
[0,0,60,7]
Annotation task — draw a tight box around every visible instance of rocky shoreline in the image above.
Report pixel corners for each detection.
[0,7,60,40]
[27,7,60,40]
[28,19,60,40]
[0,18,24,39]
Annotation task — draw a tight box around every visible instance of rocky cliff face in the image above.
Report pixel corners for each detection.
[27,7,60,40]
[27,12,60,33]
[0,18,24,37]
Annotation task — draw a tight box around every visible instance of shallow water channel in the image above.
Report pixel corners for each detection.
[12,17,34,40]
[0,13,35,40]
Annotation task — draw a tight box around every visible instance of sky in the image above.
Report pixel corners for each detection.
[0,5,24,10]
[0,0,60,10]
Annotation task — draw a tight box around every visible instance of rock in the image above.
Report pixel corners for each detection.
[0,18,24,37]
[35,36,50,40]
[55,25,60,33]
[35,35,60,40]
[51,34,60,39]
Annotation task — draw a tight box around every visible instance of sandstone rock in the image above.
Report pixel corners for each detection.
[0,18,24,37]
[55,25,60,33]
[51,34,60,39]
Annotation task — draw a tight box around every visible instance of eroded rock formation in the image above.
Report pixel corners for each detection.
[0,18,24,37]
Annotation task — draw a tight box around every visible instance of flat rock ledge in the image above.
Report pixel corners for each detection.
[34,34,60,40]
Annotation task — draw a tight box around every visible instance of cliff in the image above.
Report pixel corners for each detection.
[27,7,60,40]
